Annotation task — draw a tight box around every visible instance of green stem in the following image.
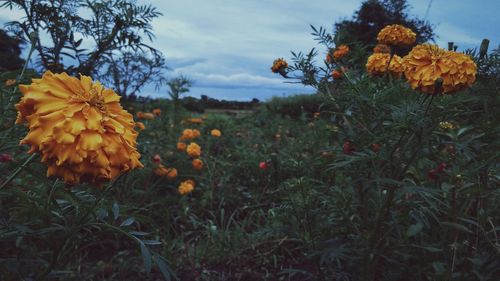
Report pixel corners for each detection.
[0,153,38,190]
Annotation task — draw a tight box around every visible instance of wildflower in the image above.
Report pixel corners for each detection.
[259,161,268,170]
[154,165,177,179]
[152,154,162,164]
[187,117,203,124]
[211,129,221,137]
[178,180,195,195]
[0,153,13,162]
[16,71,143,185]
[186,142,201,158]
[177,142,187,151]
[373,44,391,54]
[271,58,288,77]
[192,158,203,170]
[152,108,161,116]
[5,79,16,86]
[331,69,342,79]
[333,45,350,59]
[439,121,456,130]
[343,141,355,155]
[135,122,146,130]
[366,53,404,77]
[403,44,477,94]
[377,24,416,46]
[192,129,201,138]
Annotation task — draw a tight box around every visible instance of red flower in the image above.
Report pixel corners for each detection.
[259,162,268,170]
[343,141,354,155]
[152,154,162,164]
[0,153,13,162]
[427,169,438,181]
[437,162,449,173]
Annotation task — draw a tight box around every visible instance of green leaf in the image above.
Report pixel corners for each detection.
[120,217,135,227]
[112,202,120,220]
[140,242,152,273]
[406,222,423,238]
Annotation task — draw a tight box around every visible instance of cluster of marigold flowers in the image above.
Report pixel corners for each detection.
[133,108,162,131]
[366,24,477,94]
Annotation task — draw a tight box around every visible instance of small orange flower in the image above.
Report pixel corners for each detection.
[211,129,221,137]
[271,58,288,73]
[141,113,155,120]
[331,69,342,79]
[187,117,203,124]
[154,165,177,179]
[166,168,177,179]
[136,111,144,119]
[5,79,16,86]
[135,122,146,130]
[177,142,187,151]
[192,129,201,138]
[333,45,349,59]
[152,108,161,116]
[187,142,201,158]
[373,44,391,54]
[192,158,204,170]
[180,129,200,140]
[366,53,405,77]
[178,180,195,195]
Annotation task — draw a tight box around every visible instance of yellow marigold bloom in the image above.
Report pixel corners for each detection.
[192,158,203,170]
[366,53,405,77]
[179,129,200,140]
[16,71,143,185]
[403,44,477,94]
[439,121,456,130]
[152,108,161,116]
[210,129,221,137]
[135,122,146,131]
[186,142,201,158]
[178,180,195,195]
[377,24,416,46]
[177,142,187,151]
[271,58,288,73]
[333,45,349,59]
[5,79,16,86]
[373,44,391,54]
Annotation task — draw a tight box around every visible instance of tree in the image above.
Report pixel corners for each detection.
[0,29,24,71]
[167,75,192,126]
[335,0,434,48]
[1,0,165,96]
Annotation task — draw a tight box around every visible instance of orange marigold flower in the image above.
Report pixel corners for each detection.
[377,24,416,46]
[141,112,154,120]
[135,122,146,131]
[331,69,342,79]
[271,58,288,73]
[333,45,349,59]
[186,142,201,158]
[177,142,187,151]
[166,167,178,179]
[192,129,201,138]
[403,44,477,94]
[192,158,204,170]
[152,108,161,116]
[154,164,177,179]
[16,71,143,185]
[136,111,144,119]
[373,44,391,54]
[366,53,405,77]
[210,129,221,137]
[5,79,16,86]
[187,117,203,124]
[178,180,195,195]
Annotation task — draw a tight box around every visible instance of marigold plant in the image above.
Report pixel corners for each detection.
[192,158,203,170]
[177,142,187,151]
[271,58,288,73]
[178,179,195,195]
[15,71,143,185]
[366,53,405,77]
[210,129,221,137]
[186,142,201,158]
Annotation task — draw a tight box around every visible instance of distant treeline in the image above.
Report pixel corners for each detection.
[127,94,260,112]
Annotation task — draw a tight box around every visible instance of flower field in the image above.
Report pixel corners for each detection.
[1,0,500,280]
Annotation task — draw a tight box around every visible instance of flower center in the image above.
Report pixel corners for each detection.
[73,87,107,112]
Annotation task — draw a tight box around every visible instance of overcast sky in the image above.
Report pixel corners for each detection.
[2,0,499,101]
